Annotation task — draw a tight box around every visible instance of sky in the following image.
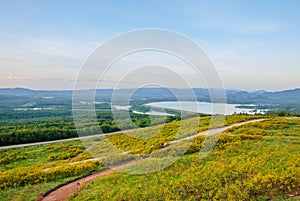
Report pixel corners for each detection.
[0,0,299,91]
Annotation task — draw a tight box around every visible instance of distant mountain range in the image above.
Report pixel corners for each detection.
[0,87,300,112]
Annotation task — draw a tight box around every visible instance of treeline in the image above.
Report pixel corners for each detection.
[0,110,180,146]
[0,109,72,123]
[0,116,77,146]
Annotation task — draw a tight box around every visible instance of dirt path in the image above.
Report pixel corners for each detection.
[37,118,265,201]
[0,118,269,150]
[171,118,265,143]
[39,160,138,201]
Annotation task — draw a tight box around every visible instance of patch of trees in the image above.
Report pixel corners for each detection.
[0,110,181,146]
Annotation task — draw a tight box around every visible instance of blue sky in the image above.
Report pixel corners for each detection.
[0,0,299,90]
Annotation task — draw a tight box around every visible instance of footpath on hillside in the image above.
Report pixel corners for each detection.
[36,160,138,201]
[37,119,265,201]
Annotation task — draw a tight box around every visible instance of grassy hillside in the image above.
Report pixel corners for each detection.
[0,114,262,200]
[0,140,102,200]
[71,117,300,201]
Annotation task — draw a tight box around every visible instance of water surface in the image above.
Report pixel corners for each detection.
[146,101,265,115]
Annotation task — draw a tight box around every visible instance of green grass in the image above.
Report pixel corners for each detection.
[0,140,102,196]
[227,117,300,137]
[0,141,84,171]
[0,114,265,200]
[87,115,263,156]
[71,117,300,201]
[0,176,79,201]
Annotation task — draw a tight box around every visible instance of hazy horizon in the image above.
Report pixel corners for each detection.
[0,86,299,93]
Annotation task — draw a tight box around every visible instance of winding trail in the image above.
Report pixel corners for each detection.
[37,160,138,201]
[37,118,265,201]
[171,118,265,143]
[1,118,266,150]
